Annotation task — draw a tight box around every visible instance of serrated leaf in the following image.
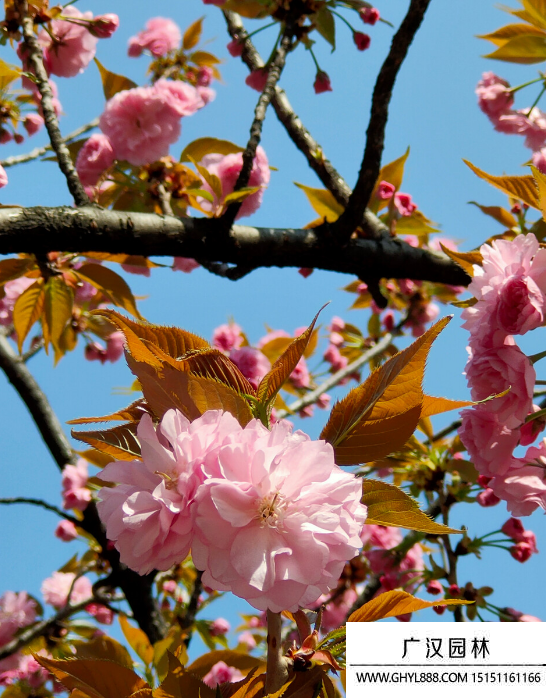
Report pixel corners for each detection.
[320,318,450,465]
[395,211,440,235]
[420,394,475,418]
[157,652,215,698]
[180,137,244,163]
[361,479,462,533]
[0,257,34,285]
[469,201,518,228]
[0,57,22,90]
[347,590,471,622]
[127,357,253,426]
[483,33,546,62]
[44,277,74,363]
[12,279,44,352]
[371,148,410,212]
[256,307,325,410]
[531,165,546,221]
[91,310,210,366]
[33,656,150,698]
[72,423,141,461]
[67,399,148,425]
[464,159,539,208]
[72,636,134,670]
[119,615,154,667]
[94,58,137,101]
[315,6,336,50]
[294,182,344,222]
[75,264,141,319]
[183,17,203,50]
[478,22,546,47]
[439,243,483,276]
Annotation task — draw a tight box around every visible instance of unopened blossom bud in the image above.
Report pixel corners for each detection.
[394,191,417,216]
[13,133,24,144]
[245,68,268,92]
[23,113,44,136]
[433,605,446,615]
[353,32,371,51]
[427,580,443,595]
[477,475,491,488]
[227,38,243,57]
[197,66,214,87]
[238,631,256,650]
[448,584,460,596]
[510,541,533,563]
[501,517,525,540]
[360,7,380,24]
[210,617,230,636]
[298,267,313,278]
[54,519,78,542]
[383,310,395,331]
[317,393,331,410]
[85,341,107,364]
[477,488,501,507]
[314,70,332,94]
[377,180,395,199]
[89,14,119,39]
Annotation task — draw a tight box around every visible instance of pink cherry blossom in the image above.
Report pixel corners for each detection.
[0,652,50,689]
[97,410,242,574]
[377,180,395,199]
[360,7,380,24]
[210,617,230,636]
[89,14,119,39]
[490,444,546,516]
[191,419,367,613]
[128,17,181,57]
[465,344,535,429]
[394,192,417,216]
[290,357,310,388]
[105,331,125,363]
[495,275,545,335]
[173,257,200,273]
[502,607,541,622]
[229,347,271,389]
[203,661,244,688]
[313,587,358,632]
[23,113,44,136]
[367,544,424,593]
[458,410,520,477]
[317,393,331,410]
[533,147,546,174]
[197,146,270,219]
[99,86,183,166]
[154,79,212,116]
[501,517,525,541]
[62,458,91,511]
[85,603,113,624]
[227,38,244,57]
[197,66,214,87]
[0,592,36,647]
[324,344,348,372]
[54,519,78,542]
[238,631,256,650]
[426,580,443,595]
[212,323,244,352]
[41,572,92,609]
[0,277,34,326]
[476,72,514,118]
[245,68,268,92]
[510,541,533,562]
[38,6,98,78]
[314,71,332,94]
[75,134,115,187]
[361,524,402,550]
[477,488,501,507]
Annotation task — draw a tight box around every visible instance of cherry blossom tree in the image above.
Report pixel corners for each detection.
[0,0,545,696]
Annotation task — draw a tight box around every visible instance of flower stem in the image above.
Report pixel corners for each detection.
[265,610,290,694]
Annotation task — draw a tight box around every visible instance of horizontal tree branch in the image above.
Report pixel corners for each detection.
[0,206,471,286]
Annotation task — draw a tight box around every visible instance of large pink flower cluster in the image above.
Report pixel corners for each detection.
[477,72,546,160]
[459,234,546,515]
[0,592,36,647]
[128,17,182,57]
[97,409,367,612]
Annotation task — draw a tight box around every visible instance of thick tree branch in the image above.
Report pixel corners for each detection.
[0,118,99,170]
[17,0,89,206]
[333,0,432,240]
[0,329,166,643]
[0,206,471,287]
[222,10,389,240]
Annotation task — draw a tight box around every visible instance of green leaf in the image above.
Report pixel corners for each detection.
[361,479,462,533]
[183,17,204,50]
[314,6,336,50]
[94,58,137,101]
[12,279,44,352]
[223,186,260,204]
[483,33,546,63]
[347,590,471,622]
[294,182,344,222]
[75,264,142,319]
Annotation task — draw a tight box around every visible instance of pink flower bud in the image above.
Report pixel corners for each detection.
[173,257,200,273]
[227,38,243,57]
[105,331,125,363]
[477,475,491,488]
[13,133,24,144]
[354,32,371,51]
[90,14,119,39]
[85,341,107,364]
[298,267,313,278]
[501,517,525,540]
[433,605,446,615]
[238,631,256,650]
[314,70,332,94]
[0,164,7,188]
[510,541,533,563]
[317,393,331,410]
[245,68,268,92]
[0,130,12,143]
[477,488,501,507]
[360,7,380,25]
[377,180,395,199]
[197,66,214,87]
[54,519,78,542]
[23,113,44,136]
[210,617,230,636]
[448,584,460,596]
[394,191,417,216]
[383,310,395,331]
[162,580,177,594]
[426,580,443,595]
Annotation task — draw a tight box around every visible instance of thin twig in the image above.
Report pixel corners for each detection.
[227,21,294,223]
[0,497,79,525]
[181,570,203,648]
[22,337,44,363]
[427,419,462,445]
[276,333,393,420]
[17,0,89,206]
[333,0,432,240]
[156,183,174,217]
[0,118,99,169]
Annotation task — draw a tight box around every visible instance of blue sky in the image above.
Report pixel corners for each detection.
[1,0,545,659]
